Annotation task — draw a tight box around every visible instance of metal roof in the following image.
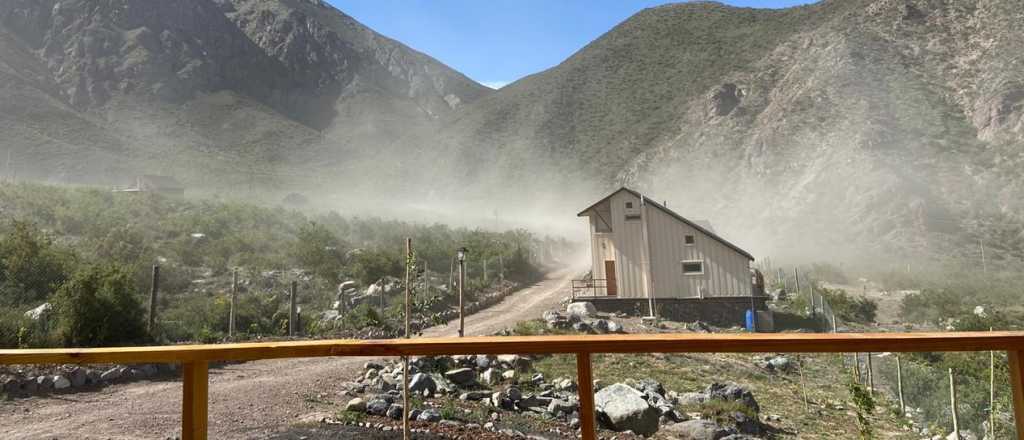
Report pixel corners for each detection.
[577,187,755,261]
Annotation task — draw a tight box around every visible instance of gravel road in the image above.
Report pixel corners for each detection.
[0,267,578,440]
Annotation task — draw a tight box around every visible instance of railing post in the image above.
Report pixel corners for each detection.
[182,361,208,440]
[576,352,596,440]
[1009,350,1024,439]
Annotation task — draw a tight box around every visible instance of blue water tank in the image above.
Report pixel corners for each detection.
[745,309,756,332]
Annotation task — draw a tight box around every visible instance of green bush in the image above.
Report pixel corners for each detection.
[52,264,149,347]
[0,221,74,305]
[818,286,877,324]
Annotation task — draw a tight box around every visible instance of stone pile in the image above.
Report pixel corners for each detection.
[542,302,625,334]
[1,363,175,397]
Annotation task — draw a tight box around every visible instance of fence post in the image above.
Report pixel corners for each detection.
[149,265,160,335]
[896,355,906,416]
[990,349,995,439]
[403,238,412,440]
[576,352,596,440]
[949,368,961,439]
[289,281,298,337]
[229,269,237,339]
[867,352,875,397]
[853,352,861,383]
[182,361,208,440]
[1008,351,1024,439]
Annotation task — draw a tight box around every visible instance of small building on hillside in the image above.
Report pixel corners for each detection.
[575,187,766,327]
[114,175,185,197]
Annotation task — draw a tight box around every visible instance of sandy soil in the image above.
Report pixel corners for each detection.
[0,267,579,440]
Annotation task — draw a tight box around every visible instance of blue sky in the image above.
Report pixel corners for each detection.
[330,1,817,89]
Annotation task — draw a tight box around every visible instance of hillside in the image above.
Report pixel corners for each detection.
[427,0,1024,266]
[0,0,489,186]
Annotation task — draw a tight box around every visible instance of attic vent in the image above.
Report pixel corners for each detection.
[684,235,695,245]
[625,214,641,221]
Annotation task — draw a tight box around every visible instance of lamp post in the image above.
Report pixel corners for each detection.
[457,247,467,337]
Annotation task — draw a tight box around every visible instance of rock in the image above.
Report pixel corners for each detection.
[946,431,977,440]
[52,375,71,390]
[708,83,743,117]
[409,409,422,421]
[572,321,592,333]
[408,373,437,397]
[444,368,477,386]
[607,320,624,333]
[497,354,531,371]
[459,391,490,401]
[502,370,518,382]
[548,399,577,415]
[366,398,390,416]
[297,412,332,424]
[663,419,736,440]
[364,361,384,371]
[2,377,19,394]
[365,369,379,381]
[439,420,463,428]
[591,319,610,333]
[476,355,494,370]
[705,382,760,413]
[345,398,366,412]
[594,383,660,435]
[506,387,523,402]
[66,367,88,388]
[85,369,101,384]
[554,378,576,392]
[35,376,54,390]
[417,408,442,423]
[99,367,122,382]
[386,404,404,420]
[678,392,709,406]
[569,418,581,429]
[530,373,544,385]
[730,411,762,435]
[566,302,597,319]
[481,368,499,385]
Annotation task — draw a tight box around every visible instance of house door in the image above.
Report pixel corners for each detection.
[604,260,618,296]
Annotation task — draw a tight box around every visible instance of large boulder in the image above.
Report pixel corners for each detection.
[408,373,437,396]
[344,398,366,412]
[417,408,442,423]
[663,419,736,440]
[566,302,597,319]
[366,398,390,416]
[594,383,660,436]
[444,368,477,387]
[705,382,760,413]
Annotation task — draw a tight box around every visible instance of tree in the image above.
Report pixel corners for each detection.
[290,222,347,283]
[349,248,402,286]
[53,264,148,347]
[0,221,73,304]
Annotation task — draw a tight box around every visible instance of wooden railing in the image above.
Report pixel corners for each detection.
[4,332,1024,440]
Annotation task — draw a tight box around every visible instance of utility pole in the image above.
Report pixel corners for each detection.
[980,239,988,275]
[229,269,238,339]
[289,281,298,337]
[457,247,467,337]
[148,265,160,336]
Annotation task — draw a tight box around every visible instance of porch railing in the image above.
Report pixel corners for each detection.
[571,278,608,299]
[3,332,1024,440]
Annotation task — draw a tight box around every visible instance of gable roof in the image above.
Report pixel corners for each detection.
[139,175,184,190]
[577,187,754,261]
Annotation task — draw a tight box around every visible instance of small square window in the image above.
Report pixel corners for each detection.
[625,202,633,209]
[682,260,704,275]
[684,235,695,245]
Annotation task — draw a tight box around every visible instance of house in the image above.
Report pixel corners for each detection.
[575,187,765,327]
[114,175,185,197]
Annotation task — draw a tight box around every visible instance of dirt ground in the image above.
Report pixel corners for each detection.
[0,267,580,440]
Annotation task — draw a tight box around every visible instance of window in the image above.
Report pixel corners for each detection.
[684,235,695,245]
[682,260,704,275]
[625,202,633,209]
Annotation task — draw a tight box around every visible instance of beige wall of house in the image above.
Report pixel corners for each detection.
[585,189,752,299]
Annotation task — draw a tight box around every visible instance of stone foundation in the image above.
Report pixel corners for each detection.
[574,296,767,328]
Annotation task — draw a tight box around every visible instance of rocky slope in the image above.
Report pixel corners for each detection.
[428,0,1024,265]
[0,0,488,185]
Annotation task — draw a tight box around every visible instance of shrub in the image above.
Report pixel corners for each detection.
[52,264,149,347]
[818,286,877,324]
[0,221,74,305]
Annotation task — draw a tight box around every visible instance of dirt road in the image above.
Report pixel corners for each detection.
[0,267,578,439]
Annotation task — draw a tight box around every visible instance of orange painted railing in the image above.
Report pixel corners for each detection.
[3,332,1024,440]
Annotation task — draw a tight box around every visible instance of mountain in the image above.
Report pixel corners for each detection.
[0,0,489,185]
[428,0,1024,265]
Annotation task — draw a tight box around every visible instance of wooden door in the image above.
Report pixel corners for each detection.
[604,260,618,297]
